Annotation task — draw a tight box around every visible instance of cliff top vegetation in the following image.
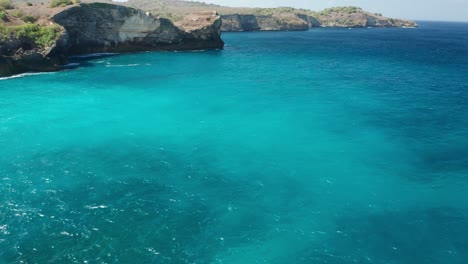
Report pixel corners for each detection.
[0,23,61,48]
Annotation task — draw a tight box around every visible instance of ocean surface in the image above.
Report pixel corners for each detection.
[1,21,468,263]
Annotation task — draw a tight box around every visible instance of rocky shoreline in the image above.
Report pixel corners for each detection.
[220,9,417,32]
[0,2,417,77]
[0,3,224,77]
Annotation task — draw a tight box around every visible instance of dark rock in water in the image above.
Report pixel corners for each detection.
[0,56,15,77]
[52,3,224,55]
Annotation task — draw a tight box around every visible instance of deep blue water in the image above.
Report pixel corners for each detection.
[1,21,468,263]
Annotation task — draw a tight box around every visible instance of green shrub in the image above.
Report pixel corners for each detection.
[0,0,13,10]
[11,10,23,18]
[16,24,61,46]
[164,12,182,22]
[0,23,61,47]
[21,15,36,23]
[0,11,8,22]
[0,24,10,40]
[26,2,33,6]
[319,6,362,16]
[253,7,300,16]
[74,0,80,3]
[49,0,73,8]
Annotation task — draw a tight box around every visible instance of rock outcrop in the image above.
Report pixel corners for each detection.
[174,11,224,49]
[317,9,417,28]
[0,27,69,76]
[52,3,224,54]
[221,13,309,32]
[296,14,321,28]
[221,14,260,32]
[116,1,416,31]
[256,13,309,31]
[219,7,417,32]
[0,2,224,77]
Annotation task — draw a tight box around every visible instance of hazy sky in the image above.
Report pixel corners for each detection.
[199,0,468,22]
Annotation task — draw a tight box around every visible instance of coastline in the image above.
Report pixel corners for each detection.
[0,24,425,80]
[0,2,419,77]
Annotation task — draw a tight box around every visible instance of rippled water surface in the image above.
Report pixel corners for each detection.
[1,22,468,263]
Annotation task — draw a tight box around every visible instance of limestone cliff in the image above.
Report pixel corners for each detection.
[296,14,321,28]
[220,12,416,32]
[118,1,416,31]
[0,26,69,76]
[52,3,224,54]
[221,13,309,32]
[256,13,309,31]
[219,7,416,31]
[221,15,260,32]
[0,2,224,77]
[174,11,223,49]
[317,7,417,28]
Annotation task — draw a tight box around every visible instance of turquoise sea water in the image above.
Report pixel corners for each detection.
[1,21,468,263]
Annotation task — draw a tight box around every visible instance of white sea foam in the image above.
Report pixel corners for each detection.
[105,64,141,67]
[60,231,73,236]
[60,63,80,68]
[69,53,119,59]
[0,72,53,81]
[0,225,9,235]
[169,49,208,53]
[85,205,108,210]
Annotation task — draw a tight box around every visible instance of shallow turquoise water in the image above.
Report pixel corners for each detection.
[1,22,468,263]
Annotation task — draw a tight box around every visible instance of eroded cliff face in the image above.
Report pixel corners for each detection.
[52,3,224,54]
[221,15,260,32]
[296,14,321,28]
[220,13,309,32]
[257,13,309,31]
[0,28,69,77]
[365,16,416,28]
[220,10,417,31]
[0,3,224,77]
[318,11,417,28]
[174,11,224,50]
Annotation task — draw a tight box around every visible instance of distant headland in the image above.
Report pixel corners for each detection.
[119,0,417,31]
[0,0,417,77]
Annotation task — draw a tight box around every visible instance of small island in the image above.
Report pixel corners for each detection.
[0,0,417,77]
